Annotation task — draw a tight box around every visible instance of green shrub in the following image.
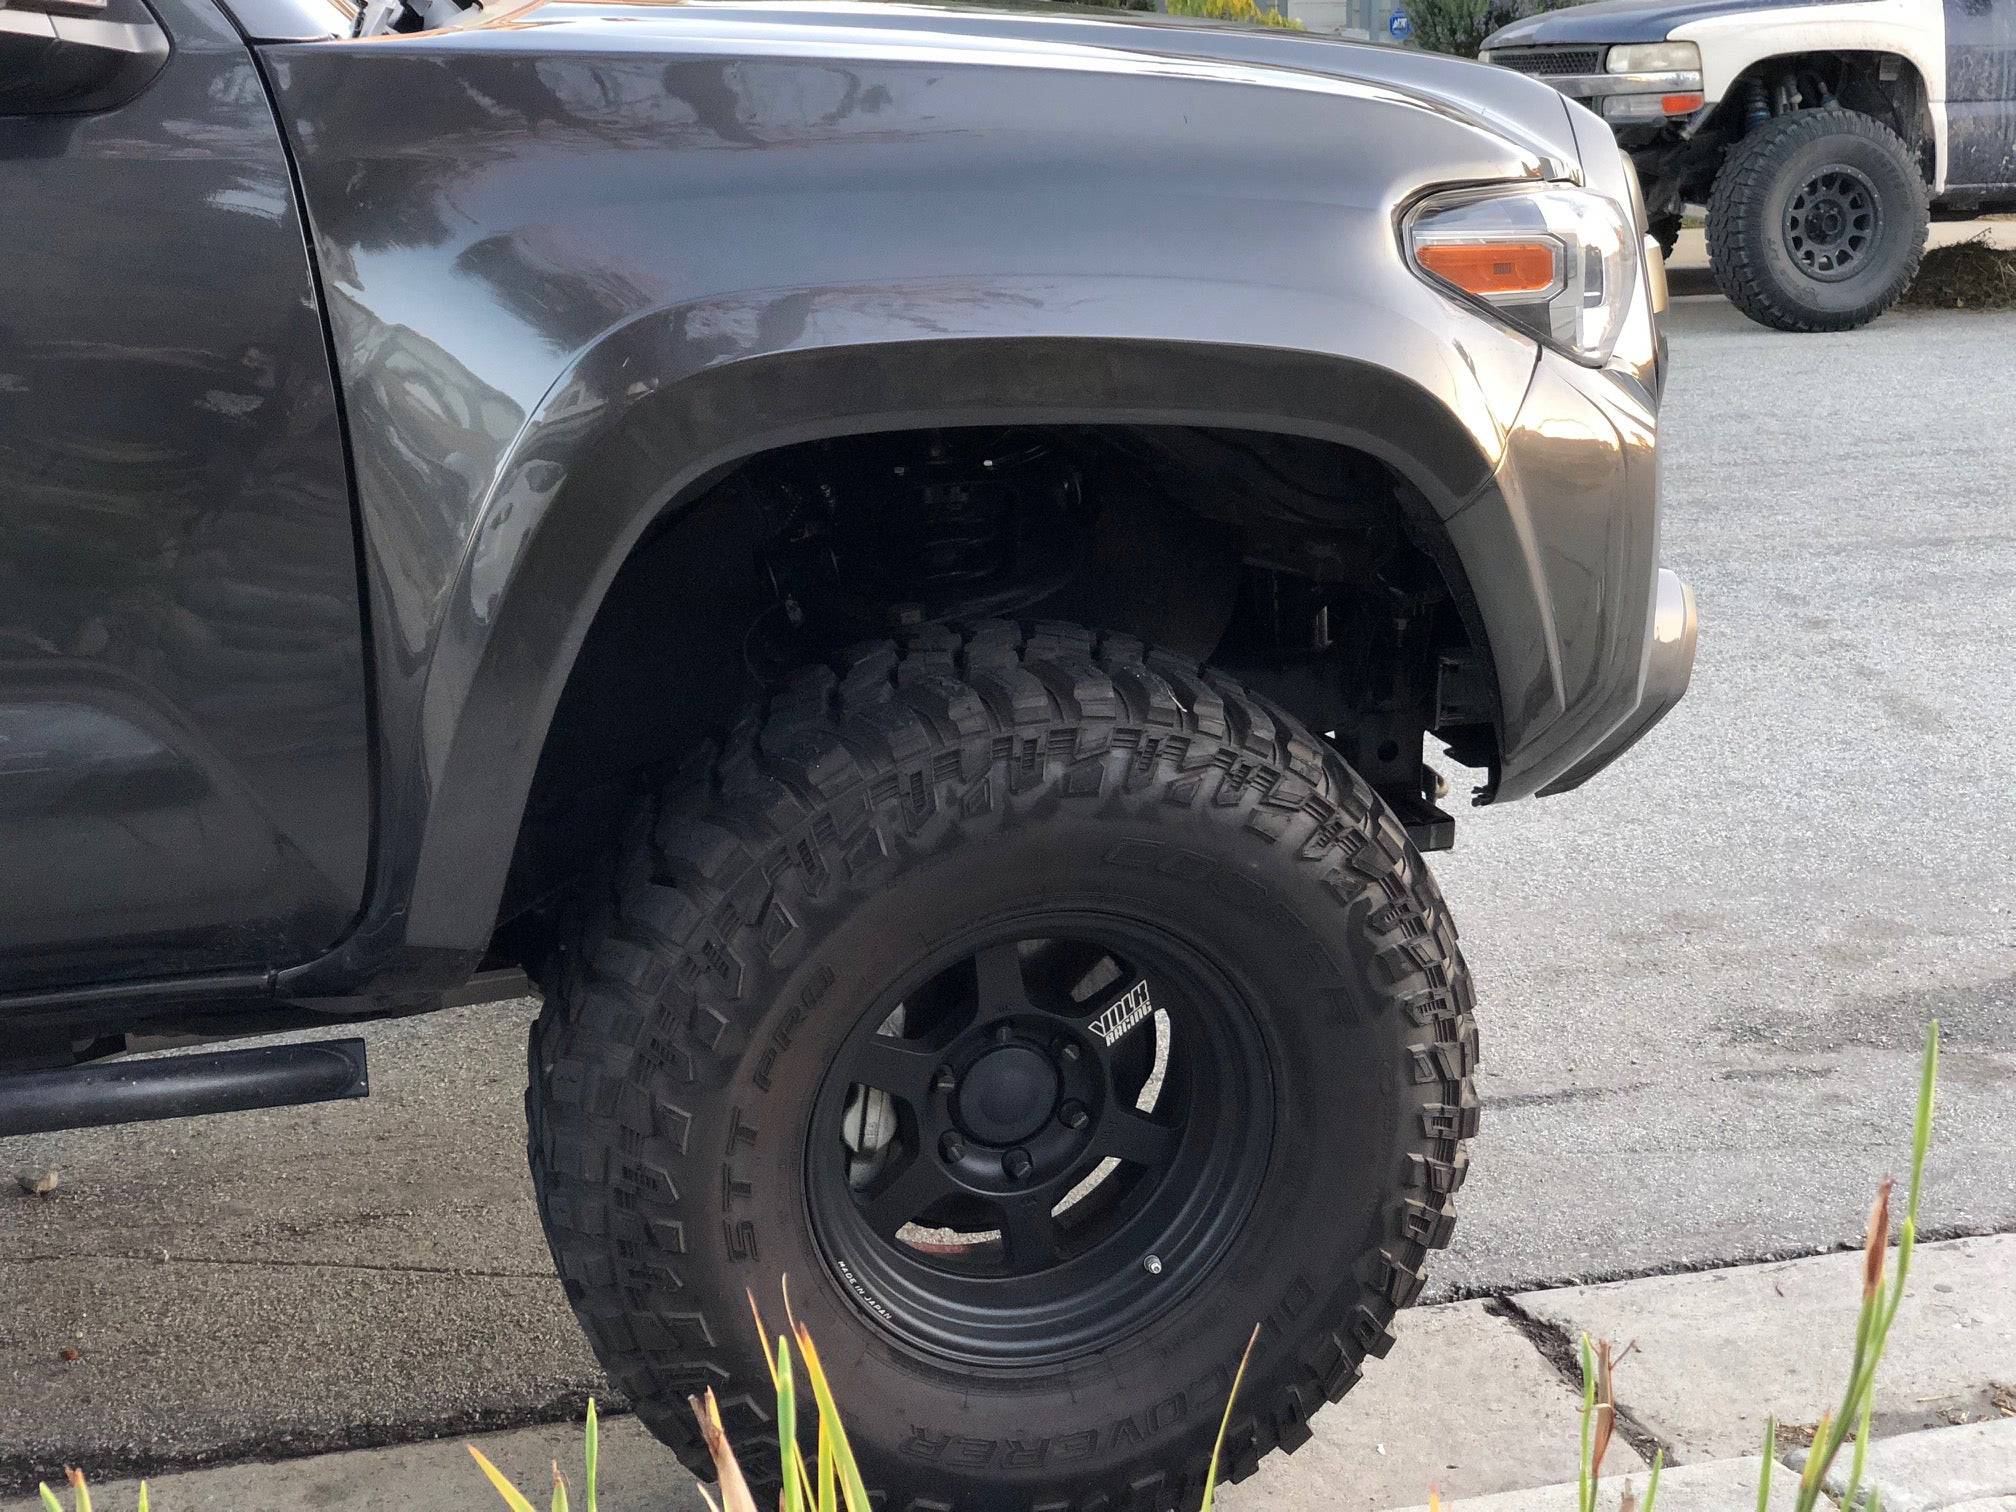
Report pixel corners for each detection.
[1403,0,1587,58]
[1166,0,1305,28]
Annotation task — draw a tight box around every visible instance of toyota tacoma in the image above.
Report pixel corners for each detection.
[0,2,1695,1506]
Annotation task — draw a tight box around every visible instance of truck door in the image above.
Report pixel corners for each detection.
[1946,0,2016,190]
[0,0,371,995]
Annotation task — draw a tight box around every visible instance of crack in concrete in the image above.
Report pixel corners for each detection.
[0,1393,628,1500]
[0,1251,554,1281]
[1429,1219,2016,1308]
[1487,1295,1682,1472]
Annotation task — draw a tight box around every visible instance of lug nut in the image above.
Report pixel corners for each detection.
[933,1066,956,1093]
[1003,1148,1033,1182]
[1059,1101,1089,1130]
[1058,1041,1082,1063]
[994,1024,1015,1045]
[940,1132,967,1162]
[1143,1254,1164,1276]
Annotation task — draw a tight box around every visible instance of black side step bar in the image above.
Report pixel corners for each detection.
[0,1038,368,1137]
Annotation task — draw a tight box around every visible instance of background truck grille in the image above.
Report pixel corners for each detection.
[1492,47,1605,77]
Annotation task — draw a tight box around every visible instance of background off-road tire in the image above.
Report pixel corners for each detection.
[1708,108,1928,332]
[527,620,1477,1512]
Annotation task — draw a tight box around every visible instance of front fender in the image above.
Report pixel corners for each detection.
[262,35,1548,994]
[284,319,1537,996]
[1674,5,1948,183]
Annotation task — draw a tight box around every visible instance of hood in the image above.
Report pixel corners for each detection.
[391,0,1586,173]
[1486,0,1860,47]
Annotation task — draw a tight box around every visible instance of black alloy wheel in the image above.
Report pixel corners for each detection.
[808,925,1273,1363]
[1782,165,1880,281]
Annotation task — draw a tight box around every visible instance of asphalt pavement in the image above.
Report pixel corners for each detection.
[3,296,2014,1491]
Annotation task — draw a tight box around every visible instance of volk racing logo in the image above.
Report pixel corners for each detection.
[1091,980,1154,1048]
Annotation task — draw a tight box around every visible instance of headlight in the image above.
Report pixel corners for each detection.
[1405,184,1638,366]
[1477,48,1498,62]
[1606,41,1700,74]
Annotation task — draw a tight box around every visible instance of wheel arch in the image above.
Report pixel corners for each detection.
[279,326,1520,1001]
[1678,24,1947,187]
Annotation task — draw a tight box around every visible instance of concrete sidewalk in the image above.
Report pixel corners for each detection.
[11,1236,2011,1512]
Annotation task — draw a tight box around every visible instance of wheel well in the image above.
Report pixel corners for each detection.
[492,424,1494,965]
[1678,51,1935,202]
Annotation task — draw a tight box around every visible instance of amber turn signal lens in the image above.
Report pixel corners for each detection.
[1663,92,1706,114]
[1415,241,1558,297]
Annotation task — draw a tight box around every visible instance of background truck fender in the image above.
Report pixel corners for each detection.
[1675,3,1948,187]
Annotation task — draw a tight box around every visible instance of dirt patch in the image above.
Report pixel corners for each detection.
[1904,237,2016,310]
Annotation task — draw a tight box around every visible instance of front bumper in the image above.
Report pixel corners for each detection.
[1441,342,1695,802]
[1438,98,1696,803]
[1482,46,1706,129]
[1538,567,1697,795]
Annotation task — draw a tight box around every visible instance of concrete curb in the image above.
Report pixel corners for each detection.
[6,1239,2012,1512]
[1387,1456,1813,1512]
[1789,1419,2016,1512]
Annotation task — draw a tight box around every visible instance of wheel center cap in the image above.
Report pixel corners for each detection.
[954,1045,1059,1146]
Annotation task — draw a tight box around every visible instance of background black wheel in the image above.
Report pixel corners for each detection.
[1707,108,1929,332]
[528,620,1477,1512]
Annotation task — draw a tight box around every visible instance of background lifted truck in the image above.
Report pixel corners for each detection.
[1484,0,2016,330]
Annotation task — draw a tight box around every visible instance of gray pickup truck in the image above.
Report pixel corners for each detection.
[0,2,1694,1505]
[1484,0,2016,330]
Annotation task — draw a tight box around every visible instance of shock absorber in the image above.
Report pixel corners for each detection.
[1744,76,1771,132]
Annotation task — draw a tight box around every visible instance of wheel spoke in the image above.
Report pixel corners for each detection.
[995,1196,1065,1268]
[1094,1107,1179,1169]
[843,1034,940,1103]
[859,1153,960,1238]
[973,941,1027,1020]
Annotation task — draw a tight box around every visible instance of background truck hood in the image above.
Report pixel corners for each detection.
[414,0,1586,173]
[1486,0,1861,47]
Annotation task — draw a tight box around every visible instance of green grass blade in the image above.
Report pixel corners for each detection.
[1842,1386,1874,1511]
[1578,1335,1597,1512]
[1642,1450,1664,1512]
[791,1323,873,1512]
[1906,1023,1938,1228]
[468,1445,542,1512]
[584,1398,599,1512]
[786,1282,874,1512]
[137,1487,150,1512]
[779,1335,803,1512]
[1755,1418,1774,1512]
[1199,1325,1260,1512]
[35,1486,61,1512]
[552,1460,571,1512]
[817,1415,837,1512]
